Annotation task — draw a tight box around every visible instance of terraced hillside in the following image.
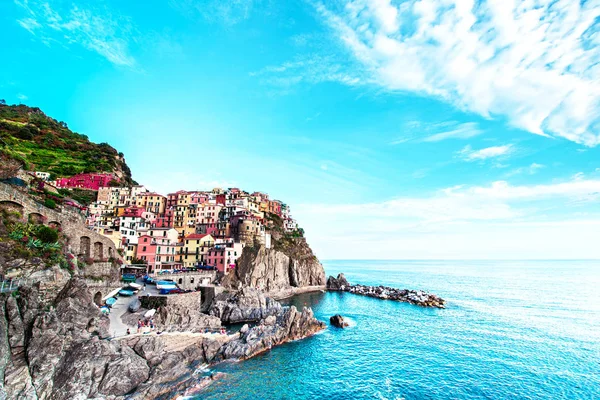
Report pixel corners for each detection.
[0,102,134,184]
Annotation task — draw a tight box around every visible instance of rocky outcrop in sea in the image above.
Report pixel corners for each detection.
[330,314,349,328]
[218,306,325,360]
[327,274,446,308]
[224,242,326,297]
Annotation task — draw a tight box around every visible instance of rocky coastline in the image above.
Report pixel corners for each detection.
[327,273,446,308]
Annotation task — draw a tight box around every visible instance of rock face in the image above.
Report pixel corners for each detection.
[209,287,282,324]
[224,243,326,297]
[330,314,349,328]
[219,306,325,360]
[326,274,446,308]
[154,291,222,332]
[0,277,152,400]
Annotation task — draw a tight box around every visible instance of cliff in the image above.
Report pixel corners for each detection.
[223,240,326,298]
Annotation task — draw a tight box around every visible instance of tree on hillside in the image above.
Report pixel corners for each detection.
[0,99,6,105]
[0,153,22,179]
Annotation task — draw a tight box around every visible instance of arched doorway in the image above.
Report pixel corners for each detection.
[28,212,44,224]
[93,291,102,306]
[48,221,61,229]
[93,242,104,260]
[80,236,91,258]
[0,200,24,220]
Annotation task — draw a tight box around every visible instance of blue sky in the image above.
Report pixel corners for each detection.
[2,0,600,259]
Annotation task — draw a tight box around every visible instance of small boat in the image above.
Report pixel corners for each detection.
[119,289,135,296]
[128,283,143,290]
[143,275,155,284]
[105,297,117,307]
[100,306,110,314]
[156,280,177,290]
[144,308,156,318]
[128,298,141,312]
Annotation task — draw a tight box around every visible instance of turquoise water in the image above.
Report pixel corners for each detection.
[197,260,600,399]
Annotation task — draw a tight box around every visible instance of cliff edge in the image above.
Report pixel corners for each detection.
[223,238,326,298]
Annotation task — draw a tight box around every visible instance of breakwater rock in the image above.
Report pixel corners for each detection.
[327,274,446,308]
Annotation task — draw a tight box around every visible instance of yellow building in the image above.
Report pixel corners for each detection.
[179,233,215,267]
[135,192,167,215]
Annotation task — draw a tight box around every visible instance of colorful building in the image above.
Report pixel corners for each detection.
[180,233,215,267]
[55,173,117,190]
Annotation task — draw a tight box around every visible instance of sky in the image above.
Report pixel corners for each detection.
[2,0,600,260]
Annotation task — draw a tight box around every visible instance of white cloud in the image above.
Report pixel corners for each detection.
[505,162,545,177]
[422,122,482,142]
[15,0,137,67]
[16,93,28,101]
[296,177,600,259]
[250,55,362,91]
[313,0,600,147]
[458,144,513,161]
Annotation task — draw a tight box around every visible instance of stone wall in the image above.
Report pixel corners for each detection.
[140,295,168,310]
[166,272,216,290]
[198,285,225,311]
[0,182,119,279]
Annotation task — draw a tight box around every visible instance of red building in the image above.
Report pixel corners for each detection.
[155,209,174,228]
[55,173,116,191]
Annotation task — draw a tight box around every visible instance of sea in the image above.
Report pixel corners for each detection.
[196,260,600,399]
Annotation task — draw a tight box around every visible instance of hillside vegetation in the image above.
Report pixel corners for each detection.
[0,102,134,184]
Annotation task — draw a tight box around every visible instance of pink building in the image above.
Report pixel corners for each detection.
[137,235,157,268]
[55,173,116,190]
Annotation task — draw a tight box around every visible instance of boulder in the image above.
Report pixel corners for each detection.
[330,314,349,328]
[326,273,349,291]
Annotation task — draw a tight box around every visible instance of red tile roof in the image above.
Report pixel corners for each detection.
[185,233,210,239]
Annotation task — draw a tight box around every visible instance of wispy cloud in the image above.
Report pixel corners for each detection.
[250,55,362,92]
[391,120,483,144]
[14,0,137,67]
[16,93,28,102]
[505,163,545,177]
[169,0,271,26]
[423,122,483,142]
[311,0,600,147]
[458,144,513,162]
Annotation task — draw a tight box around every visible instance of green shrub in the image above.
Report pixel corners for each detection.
[44,198,56,209]
[36,225,59,243]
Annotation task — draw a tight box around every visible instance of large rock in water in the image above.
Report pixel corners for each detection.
[330,314,349,328]
[209,287,282,324]
[223,243,326,296]
[327,273,349,290]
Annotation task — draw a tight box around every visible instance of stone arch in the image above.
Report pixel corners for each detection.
[28,212,44,224]
[178,278,183,284]
[93,291,102,306]
[80,236,91,258]
[108,247,114,258]
[0,200,24,219]
[93,242,104,260]
[48,221,61,229]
